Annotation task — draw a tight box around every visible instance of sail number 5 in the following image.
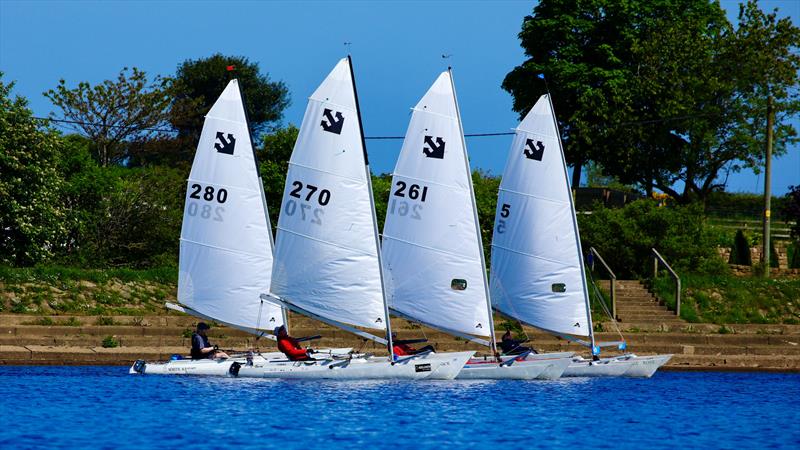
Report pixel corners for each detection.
[496,203,511,233]
[285,181,330,225]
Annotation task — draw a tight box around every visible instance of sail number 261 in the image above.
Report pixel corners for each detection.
[390,181,428,221]
[285,181,331,226]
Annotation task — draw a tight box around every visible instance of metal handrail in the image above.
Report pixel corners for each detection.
[651,248,681,316]
[589,247,617,320]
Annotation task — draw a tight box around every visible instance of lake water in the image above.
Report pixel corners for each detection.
[1,366,798,449]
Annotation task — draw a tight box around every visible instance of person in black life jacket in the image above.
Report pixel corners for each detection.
[499,329,535,355]
[275,325,314,361]
[190,322,229,359]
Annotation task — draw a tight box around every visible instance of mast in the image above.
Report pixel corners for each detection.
[448,67,498,359]
[237,78,290,333]
[348,55,395,362]
[546,93,596,355]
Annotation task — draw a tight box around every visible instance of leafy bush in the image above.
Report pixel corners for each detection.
[578,200,728,278]
[101,336,119,348]
[95,316,116,326]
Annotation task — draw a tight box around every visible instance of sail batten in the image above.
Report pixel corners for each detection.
[177,79,283,331]
[490,94,590,337]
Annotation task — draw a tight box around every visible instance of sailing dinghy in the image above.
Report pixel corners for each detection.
[130,79,349,377]
[489,94,671,378]
[234,57,473,380]
[380,70,572,380]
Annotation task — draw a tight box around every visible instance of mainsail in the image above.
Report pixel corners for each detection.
[177,79,284,331]
[490,94,592,337]
[382,71,492,338]
[270,58,388,331]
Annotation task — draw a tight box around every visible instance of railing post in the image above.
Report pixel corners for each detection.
[651,248,681,317]
[589,247,617,321]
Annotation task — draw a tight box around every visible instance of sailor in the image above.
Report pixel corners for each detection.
[391,332,435,356]
[190,322,229,359]
[275,325,314,361]
[499,329,535,355]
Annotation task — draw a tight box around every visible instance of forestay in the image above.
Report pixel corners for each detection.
[490,94,590,337]
[382,71,492,337]
[178,80,284,331]
[270,58,387,331]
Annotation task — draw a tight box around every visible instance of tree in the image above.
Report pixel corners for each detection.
[171,54,290,144]
[503,0,799,204]
[44,67,171,167]
[0,75,66,266]
[781,185,800,241]
[258,126,299,227]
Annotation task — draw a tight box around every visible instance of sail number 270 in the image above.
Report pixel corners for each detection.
[389,181,428,221]
[285,181,331,226]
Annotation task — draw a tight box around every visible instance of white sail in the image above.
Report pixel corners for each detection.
[178,79,284,331]
[382,71,492,337]
[490,94,590,337]
[270,58,387,331]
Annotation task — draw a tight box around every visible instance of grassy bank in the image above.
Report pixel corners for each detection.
[652,274,800,325]
[0,266,177,315]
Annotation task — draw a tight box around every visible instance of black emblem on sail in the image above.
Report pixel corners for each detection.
[574,322,580,327]
[423,135,445,159]
[321,108,344,134]
[215,132,236,155]
[523,139,545,161]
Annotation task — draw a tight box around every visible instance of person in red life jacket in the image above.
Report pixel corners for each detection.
[390,333,435,357]
[275,325,314,361]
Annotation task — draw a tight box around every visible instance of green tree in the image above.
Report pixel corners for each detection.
[503,0,799,204]
[258,126,299,227]
[0,75,66,265]
[44,67,171,167]
[171,54,290,143]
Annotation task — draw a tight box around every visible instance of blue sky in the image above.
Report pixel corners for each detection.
[1,0,797,195]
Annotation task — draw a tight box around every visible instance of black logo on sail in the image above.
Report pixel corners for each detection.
[523,139,545,161]
[423,135,445,159]
[321,108,344,134]
[215,132,236,155]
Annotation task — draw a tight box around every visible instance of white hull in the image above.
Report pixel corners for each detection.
[131,351,474,381]
[129,348,353,377]
[235,351,474,380]
[562,354,672,378]
[456,352,574,380]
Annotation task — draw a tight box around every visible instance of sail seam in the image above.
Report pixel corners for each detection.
[287,161,366,184]
[203,115,247,126]
[275,227,377,257]
[410,107,457,121]
[382,234,480,261]
[490,243,575,267]
[179,238,270,260]
[307,97,356,113]
[498,187,569,206]
[390,172,471,193]
[185,178,260,193]
[513,128,557,141]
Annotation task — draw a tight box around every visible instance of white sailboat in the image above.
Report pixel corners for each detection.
[380,70,572,380]
[234,57,473,380]
[490,94,671,378]
[131,79,350,377]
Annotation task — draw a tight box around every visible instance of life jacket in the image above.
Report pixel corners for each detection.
[277,336,310,361]
[393,343,415,356]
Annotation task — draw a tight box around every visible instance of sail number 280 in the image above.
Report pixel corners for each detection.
[187,183,227,222]
[285,181,331,226]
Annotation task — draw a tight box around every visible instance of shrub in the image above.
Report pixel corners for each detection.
[578,200,728,278]
[729,229,752,265]
[101,336,119,348]
[95,316,116,326]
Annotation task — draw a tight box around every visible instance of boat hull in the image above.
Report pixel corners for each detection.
[562,354,672,378]
[236,351,474,380]
[456,352,574,380]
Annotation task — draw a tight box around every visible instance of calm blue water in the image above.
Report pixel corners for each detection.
[0,367,798,449]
